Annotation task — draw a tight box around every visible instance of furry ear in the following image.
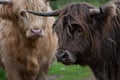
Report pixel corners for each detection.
[0,0,28,20]
[89,2,117,37]
[89,2,117,19]
[100,3,117,17]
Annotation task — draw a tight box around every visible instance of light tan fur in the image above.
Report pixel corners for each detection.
[0,0,58,80]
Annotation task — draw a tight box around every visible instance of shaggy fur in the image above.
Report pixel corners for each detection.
[54,0,120,80]
[0,0,57,80]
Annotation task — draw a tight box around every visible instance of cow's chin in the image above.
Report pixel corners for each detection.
[26,34,41,40]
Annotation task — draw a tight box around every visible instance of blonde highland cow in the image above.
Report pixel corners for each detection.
[0,0,57,80]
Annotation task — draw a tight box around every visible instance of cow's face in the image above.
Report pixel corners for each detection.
[14,0,49,40]
[54,18,91,65]
[17,7,46,40]
[0,0,49,40]
[52,3,93,65]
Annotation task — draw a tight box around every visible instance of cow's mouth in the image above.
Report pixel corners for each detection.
[59,60,75,65]
[56,49,77,65]
[30,33,44,39]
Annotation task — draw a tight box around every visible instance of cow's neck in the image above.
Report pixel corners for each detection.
[89,28,120,80]
[90,60,120,80]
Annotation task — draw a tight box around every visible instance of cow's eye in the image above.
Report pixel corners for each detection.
[76,27,83,33]
[69,24,83,35]
[20,11,27,17]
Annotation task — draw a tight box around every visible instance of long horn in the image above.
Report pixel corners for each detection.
[27,10,61,17]
[0,0,12,4]
[89,8,101,16]
[89,7,104,16]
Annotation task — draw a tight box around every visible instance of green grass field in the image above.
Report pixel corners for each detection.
[48,62,94,80]
[0,61,94,80]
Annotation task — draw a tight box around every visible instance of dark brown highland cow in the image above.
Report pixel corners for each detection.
[28,0,120,80]
[0,0,58,80]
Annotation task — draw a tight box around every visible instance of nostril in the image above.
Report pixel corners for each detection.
[56,52,68,60]
[31,28,42,34]
[61,52,68,59]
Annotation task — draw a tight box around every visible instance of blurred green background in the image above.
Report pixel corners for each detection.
[50,0,110,9]
[0,0,110,80]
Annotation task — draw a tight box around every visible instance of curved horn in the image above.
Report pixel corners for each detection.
[27,10,61,17]
[0,0,12,4]
[89,8,101,16]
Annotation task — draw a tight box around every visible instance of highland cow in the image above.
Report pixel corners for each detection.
[28,0,120,80]
[0,0,57,80]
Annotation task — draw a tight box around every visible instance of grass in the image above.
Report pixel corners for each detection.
[0,61,93,80]
[48,61,94,80]
[0,68,6,80]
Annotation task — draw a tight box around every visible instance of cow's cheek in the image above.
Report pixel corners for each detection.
[26,30,34,38]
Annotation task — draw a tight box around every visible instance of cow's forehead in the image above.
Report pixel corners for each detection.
[26,0,47,11]
[11,0,47,12]
[16,0,48,26]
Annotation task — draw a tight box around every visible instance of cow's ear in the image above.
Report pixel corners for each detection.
[89,3,117,22]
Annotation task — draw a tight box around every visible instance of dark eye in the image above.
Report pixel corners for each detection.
[76,27,83,33]
[69,24,83,35]
[20,11,27,17]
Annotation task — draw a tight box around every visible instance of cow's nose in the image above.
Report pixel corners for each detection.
[31,28,42,34]
[56,51,68,61]
[31,28,44,37]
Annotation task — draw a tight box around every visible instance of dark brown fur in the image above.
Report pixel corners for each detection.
[55,1,120,80]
